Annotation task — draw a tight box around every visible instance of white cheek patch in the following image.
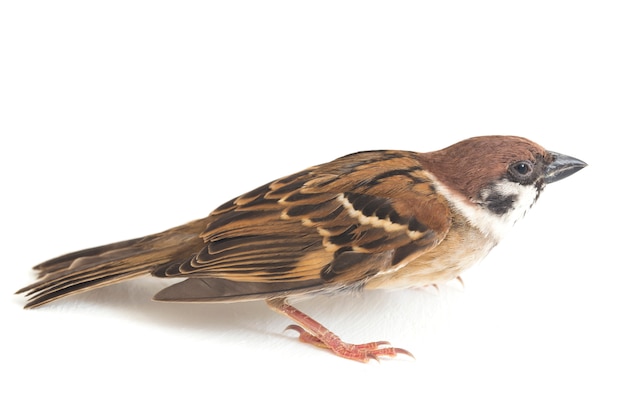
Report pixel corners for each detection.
[481,181,539,235]
[427,175,539,243]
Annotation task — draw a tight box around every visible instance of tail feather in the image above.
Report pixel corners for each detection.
[32,237,145,274]
[18,220,206,308]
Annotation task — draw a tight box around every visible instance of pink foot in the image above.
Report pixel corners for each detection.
[267,298,413,363]
[286,324,413,362]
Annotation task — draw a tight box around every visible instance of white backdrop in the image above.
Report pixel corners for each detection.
[2,1,623,416]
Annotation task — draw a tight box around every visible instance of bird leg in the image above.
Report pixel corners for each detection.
[266,298,413,363]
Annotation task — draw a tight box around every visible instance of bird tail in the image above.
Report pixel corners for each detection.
[17,220,205,308]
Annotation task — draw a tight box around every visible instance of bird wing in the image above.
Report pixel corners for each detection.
[153,151,451,302]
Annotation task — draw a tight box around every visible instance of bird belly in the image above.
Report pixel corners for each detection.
[365,221,496,290]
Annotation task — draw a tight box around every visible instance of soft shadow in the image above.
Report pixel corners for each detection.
[17,276,465,342]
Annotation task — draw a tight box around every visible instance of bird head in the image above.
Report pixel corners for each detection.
[419,135,587,240]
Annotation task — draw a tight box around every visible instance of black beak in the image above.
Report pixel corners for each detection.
[544,151,587,184]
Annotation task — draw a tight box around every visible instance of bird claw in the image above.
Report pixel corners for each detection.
[284,324,329,349]
[284,324,414,362]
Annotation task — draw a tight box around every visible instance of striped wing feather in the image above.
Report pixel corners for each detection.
[154,151,451,301]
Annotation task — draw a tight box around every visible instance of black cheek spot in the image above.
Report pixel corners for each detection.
[485,192,517,215]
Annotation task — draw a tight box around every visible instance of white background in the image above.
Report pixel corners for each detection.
[1,1,624,415]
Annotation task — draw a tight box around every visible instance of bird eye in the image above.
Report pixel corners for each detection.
[515,163,530,175]
[509,161,534,181]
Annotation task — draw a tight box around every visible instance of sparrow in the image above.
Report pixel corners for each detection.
[17,135,586,362]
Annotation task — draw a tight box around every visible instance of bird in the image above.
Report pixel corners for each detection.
[17,135,586,362]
